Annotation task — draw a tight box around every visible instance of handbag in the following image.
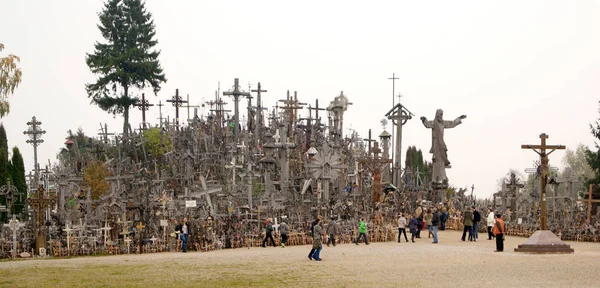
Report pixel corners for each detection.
[495,221,505,241]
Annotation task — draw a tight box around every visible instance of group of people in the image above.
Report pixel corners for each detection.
[461,206,506,252]
[172,207,507,255]
[398,207,442,244]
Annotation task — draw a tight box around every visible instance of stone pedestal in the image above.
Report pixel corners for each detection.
[514,230,574,254]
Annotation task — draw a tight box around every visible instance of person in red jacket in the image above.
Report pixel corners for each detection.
[493,214,505,252]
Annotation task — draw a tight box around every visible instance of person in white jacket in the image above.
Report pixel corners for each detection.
[486,208,496,240]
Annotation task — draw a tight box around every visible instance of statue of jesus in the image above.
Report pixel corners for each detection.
[420,109,466,184]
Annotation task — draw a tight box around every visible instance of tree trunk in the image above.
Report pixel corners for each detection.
[123,85,130,135]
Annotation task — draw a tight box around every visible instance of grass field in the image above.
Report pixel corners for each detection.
[1,230,599,288]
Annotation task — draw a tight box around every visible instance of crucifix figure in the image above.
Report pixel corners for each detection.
[420,109,466,184]
[167,89,188,128]
[521,133,565,230]
[25,185,57,255]
[133,93,154,129]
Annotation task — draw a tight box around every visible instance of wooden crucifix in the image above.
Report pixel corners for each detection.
[136,221,146,254]
[360,141,392,211]
[576,184,600,224]
[521,133,565,230]
[133,93,154,129]
[25,185,57,255]
[166,89,188,128]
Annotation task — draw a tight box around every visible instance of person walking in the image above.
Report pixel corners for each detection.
[440,205,448,230]
[175,217,189,253]
[326,217,339,247]
[308,217,323,260]
[409,217,418,243]
[262,218,276,247]
[355,218,369,245]
[397,213,409,243]
[486,208,495,240]
[493,213,505,252]
[472,206,481,241]
[280,221,288,248]
[425,209,433,239]
[415,205,423,238]
[461,207,473,241]
[431,208,440,243]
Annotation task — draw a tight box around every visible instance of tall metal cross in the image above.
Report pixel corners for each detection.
[521,133,565,230]
[23,116,46,184]
[166,89,188,128]
[223,78,251,143]
[132,93,154,129]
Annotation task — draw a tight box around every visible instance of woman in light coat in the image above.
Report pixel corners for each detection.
[486,208,495,240]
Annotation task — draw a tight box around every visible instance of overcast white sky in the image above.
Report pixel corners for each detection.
[1,0,598,198]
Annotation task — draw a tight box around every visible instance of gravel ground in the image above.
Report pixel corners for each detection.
[1,230,599,287]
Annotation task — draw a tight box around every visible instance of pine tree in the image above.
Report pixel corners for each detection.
[85,0,166,135]
[0,124,7,155]
[9,147,26,216]
[586,101,600,192]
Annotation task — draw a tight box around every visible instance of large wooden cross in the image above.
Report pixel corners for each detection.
[279,91,307,137]
[576,184,600,223]
[251,82,268,137]
[223,78,251,143]
[308,99,326,124]
[133,93,154,129]
[182,94,200,123]
[360,141,392,211]
[166,89,188,127]
[98,123,115,144]
[136,221,146,254]
[521,133,565,230]
[25,185,57,255]
[363,129,376,156]
[156,101,165,128]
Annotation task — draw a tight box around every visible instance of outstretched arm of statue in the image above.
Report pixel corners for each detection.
[420,116,433,128]
[443,115,466,128]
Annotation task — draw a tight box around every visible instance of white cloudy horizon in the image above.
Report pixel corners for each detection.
[1,0,599,199]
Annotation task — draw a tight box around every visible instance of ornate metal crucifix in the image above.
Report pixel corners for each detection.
[133,93,154,129]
